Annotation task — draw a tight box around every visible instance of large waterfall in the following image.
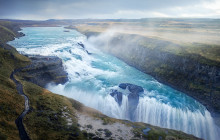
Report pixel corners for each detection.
[9,27,220,140]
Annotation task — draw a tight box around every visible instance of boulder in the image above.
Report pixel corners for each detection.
[111,83,144,120]
[119,83,144,94]
[110,90,123,106]
[77,42,92,55]
[118,83,127,89]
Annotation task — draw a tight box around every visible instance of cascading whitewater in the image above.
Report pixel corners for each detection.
[49,85,219,140]
[9,27,220,140]
[135,96,217,140]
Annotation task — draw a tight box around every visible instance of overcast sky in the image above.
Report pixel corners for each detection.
[0,0,220,20]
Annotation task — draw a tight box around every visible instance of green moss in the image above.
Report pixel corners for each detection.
[0,25,16,36]
[0,27,29,139]
[132,123,199,140]
[0,131,7,140]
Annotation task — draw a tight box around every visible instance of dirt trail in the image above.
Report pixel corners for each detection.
[10,68,30,140]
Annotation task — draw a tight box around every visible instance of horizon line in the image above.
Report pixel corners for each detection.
[1,17,220,21]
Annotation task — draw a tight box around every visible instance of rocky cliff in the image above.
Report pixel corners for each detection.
[17,55,68,88]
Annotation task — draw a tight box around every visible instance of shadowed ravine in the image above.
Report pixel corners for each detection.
[10,68,30,140]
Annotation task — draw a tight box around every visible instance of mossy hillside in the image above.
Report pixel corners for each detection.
[0,20,24,36]
[0,21,24,51]
[0,71,23,140]
[0,22,30,139]
[140,40,220,66]
[131,43,219,112]
[0,25,15,41]
[184,43,220,63]
[0,50,29,140]
[131,122,200,140]
[17,80,86,140]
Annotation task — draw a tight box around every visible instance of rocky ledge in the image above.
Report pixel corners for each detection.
[110,83,144,120]
[18,55,68,87]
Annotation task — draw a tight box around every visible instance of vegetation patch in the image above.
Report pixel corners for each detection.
[19,80,86,140]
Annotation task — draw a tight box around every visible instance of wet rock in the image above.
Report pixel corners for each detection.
[128,84,144,94]
[111,83,144,120]
[78,42,92,55]
[86,50,92,55]
[110,90,123,106]
[78,42,85,49]
[119,83,144,120]
[119,83,144,94]
[128,91,139,120]
[118,83,127,89]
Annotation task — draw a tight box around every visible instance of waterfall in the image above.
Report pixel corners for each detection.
[135,96,218,140]
[48,84,219,140]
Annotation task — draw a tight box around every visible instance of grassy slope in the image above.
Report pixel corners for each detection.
[0,21,30,139]
[19,80,86,140]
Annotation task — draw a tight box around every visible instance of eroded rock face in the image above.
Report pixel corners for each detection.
[18,55,68,87]
[110,90,123,106]
[110,83,144,120]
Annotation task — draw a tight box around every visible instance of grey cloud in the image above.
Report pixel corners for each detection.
[0,0,217,19]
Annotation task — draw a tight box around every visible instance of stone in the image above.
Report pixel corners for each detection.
[19,55,68,87]
[110,90,123,106]
[78,42,85,49]
[118,83,144,120]
[119,83,144,94]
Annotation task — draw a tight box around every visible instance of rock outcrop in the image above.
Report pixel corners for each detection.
[18,55,68,87]
[110,83,144,120]
[110,90,123,106]
[77,42,92,55]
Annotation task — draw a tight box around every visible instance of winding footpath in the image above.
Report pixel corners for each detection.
[10,68,30,140]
